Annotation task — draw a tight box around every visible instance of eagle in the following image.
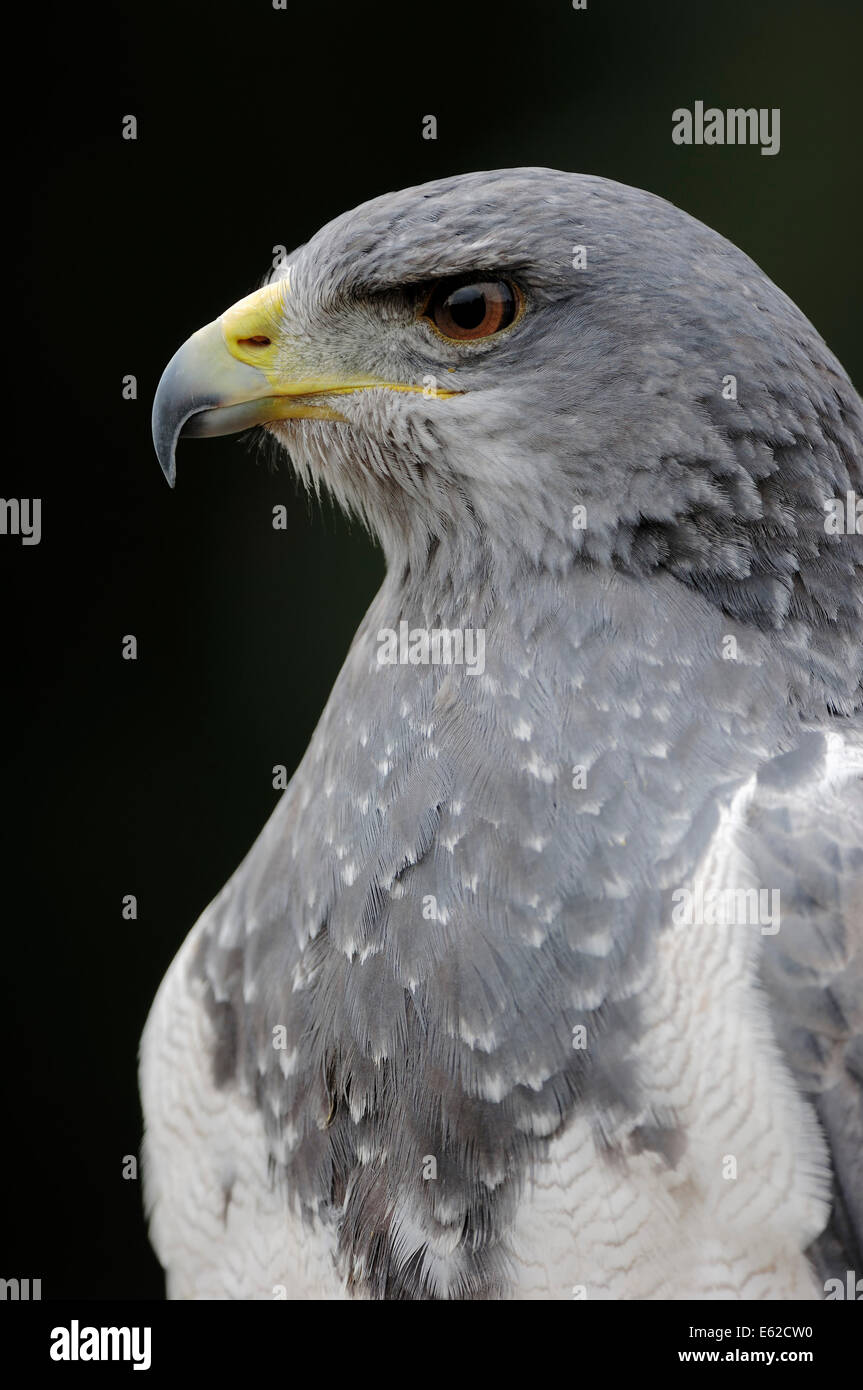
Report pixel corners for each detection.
[144,168,862,1300]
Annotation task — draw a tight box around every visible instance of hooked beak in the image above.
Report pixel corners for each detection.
[152,279,459,486]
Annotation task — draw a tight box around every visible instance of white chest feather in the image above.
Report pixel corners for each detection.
[508,778,830,1299]
[141,924,345,1300]
[141,775,835,1299]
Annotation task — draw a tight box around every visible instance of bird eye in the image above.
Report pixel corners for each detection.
[423,279,520,341]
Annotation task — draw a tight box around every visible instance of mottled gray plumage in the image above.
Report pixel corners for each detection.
[146,169,862,1300]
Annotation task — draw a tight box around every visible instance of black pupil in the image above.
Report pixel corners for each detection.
[446,284,488,329]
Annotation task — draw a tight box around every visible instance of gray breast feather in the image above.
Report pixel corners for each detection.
[190,567,825,1297]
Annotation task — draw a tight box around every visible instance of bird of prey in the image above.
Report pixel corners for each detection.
[144,168,862,1300]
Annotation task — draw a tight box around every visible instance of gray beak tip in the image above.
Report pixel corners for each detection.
[152,317,275,489]
[152,351,190,490]
[152,409,178,487]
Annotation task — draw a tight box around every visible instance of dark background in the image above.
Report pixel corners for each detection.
[4,0,861,1298]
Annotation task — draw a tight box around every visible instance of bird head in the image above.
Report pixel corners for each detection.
[153,168,861,676]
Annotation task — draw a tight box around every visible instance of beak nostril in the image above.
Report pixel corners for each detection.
[237,335,271,348]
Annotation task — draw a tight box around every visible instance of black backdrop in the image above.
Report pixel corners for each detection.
[5,0,861,1299]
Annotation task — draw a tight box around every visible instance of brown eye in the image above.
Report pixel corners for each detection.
[424,279,519,341]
